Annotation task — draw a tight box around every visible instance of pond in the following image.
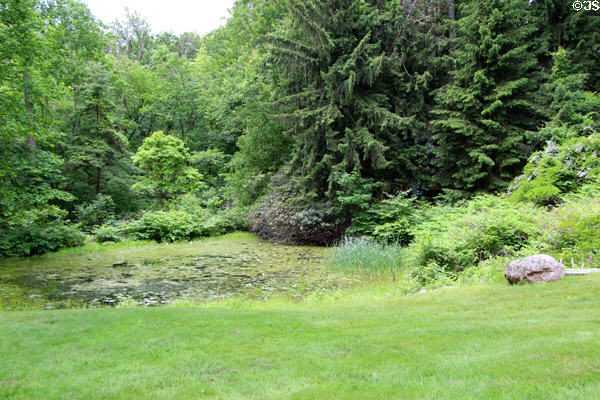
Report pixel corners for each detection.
[0,234,355,310]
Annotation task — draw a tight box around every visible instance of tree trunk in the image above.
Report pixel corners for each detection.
[96,167,101,195]
[448,0,456,40]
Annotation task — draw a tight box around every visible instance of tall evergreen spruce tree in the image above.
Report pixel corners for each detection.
[269,0,443,200]
[432,0,546,191]
[529,0,600,90]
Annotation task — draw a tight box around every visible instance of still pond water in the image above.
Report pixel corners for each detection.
[0,235,354,310]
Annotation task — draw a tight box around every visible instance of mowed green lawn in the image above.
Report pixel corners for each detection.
[1,276,599,399]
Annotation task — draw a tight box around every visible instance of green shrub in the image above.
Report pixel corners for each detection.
[173,192,225,212]
[93,223,124,243]
[128,210,203,242]
[433,189,473,205]
[0,207,85,257]
[75,194,116,230]
[200,208,248,236]
[347,192,419,244]
[460,253,526,285]
[171,193,203,212]
[542,199,600,267]
[333,171,381,217]
[410,196,544,272]
[224,169,271,207]
[409,260,454,288]
[128,208,246,243]
[510,134,600,206]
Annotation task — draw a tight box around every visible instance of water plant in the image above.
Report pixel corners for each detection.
[325,237,408,280]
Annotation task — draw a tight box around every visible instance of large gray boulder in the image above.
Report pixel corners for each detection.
[505,254,564,284]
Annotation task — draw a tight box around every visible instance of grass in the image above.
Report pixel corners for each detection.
[36,231,261,260]
[201,231,260,242]
[41,239,158,258]
[2,275,600,399]
[325,237,408,279]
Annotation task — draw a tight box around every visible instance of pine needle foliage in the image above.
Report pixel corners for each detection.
[529,0,600,90]
[432,0,546,191]
[268,0,447,200]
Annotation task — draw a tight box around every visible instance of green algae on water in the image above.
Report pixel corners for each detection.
[0,234,354,310]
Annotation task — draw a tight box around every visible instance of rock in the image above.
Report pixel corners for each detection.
[112,261,128,267]
[505,254,564,284]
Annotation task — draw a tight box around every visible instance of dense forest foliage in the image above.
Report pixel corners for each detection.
[1,0,598,257]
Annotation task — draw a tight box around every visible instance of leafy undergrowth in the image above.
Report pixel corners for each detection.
[331,192,600,290]
[1,275,599,399]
